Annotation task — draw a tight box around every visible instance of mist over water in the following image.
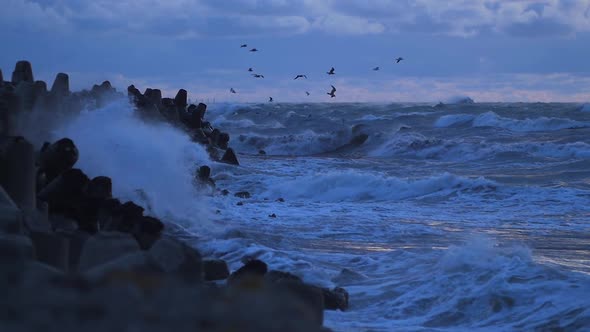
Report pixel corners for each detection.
[47,99,590,331]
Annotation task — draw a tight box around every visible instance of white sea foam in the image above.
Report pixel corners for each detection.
[54,98,213,226]
[473,111,587,132]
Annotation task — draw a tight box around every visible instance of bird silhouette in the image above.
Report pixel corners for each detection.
[252,74,264,78]
[305,91,310,96]
[269,97,273,102]
[230,88,237,94]
[248,68,253,72]
[327,85,336,98]
[250,48,258,52]
[327,67,335,75]
[396,57,404,63]
[373,67,380,71]
[294,75,307,80]
[240,44,248,48]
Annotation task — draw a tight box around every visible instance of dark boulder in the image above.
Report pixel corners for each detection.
[259,150,266,155]
[29,230,69,271]
[133,215,164,250]
[127,84,141,100]
[227,259,268,285]
[234,191,251,199]
[322,287,349,311]
[38,138,79,184]
[37,168,90,223]
[145,88,162,106]
[203,259,230,281]
[196,102,207,119]
[0,136,36,209]
[174,89,188,109]
[11,60,34,84]
[269,213,277,218]
[265,270,303,284]
[50,73,70,96]
[85,176,112,200]
[220,148,240,166]
[218,132,230,150]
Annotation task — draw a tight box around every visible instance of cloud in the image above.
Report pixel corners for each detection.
[8,0,589,38]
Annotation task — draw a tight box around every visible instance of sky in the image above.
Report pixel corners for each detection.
[1,0,590,103]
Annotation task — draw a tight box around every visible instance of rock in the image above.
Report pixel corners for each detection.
[259,149,266,155]
[29,230,70,271]
[37,168,90,221]
[218,132,230,150]
[203,259,230,281]
[0,136,36,209]
[14,80,36,111]
[85,176,112,200]
[234,191,251,199]
[0,234,35,263]
[322,287,349,311]
[274,280,325,327]
[277,198,285,202]
[269,213,277,218]
[210,128,221,146]
[145,88,162,106]
[220,147,240,166]
[0,91,21,136]
[265,270,303,284]
[108,201,144,233]
[133,215,164,250]
[49,215,78,232]
[147,237,202,282]
[61,230,91,270]
[77,231,141,271]
[11,60,34,84]
[197,165,211,180]
[174,89,188,109]
[33,80,47,97]
[0,186,24,234]
[196,102,207,119]
[38,138,79,184]
[236,201,244,206]
[50,73,70,96]
[221,189,229,196]
[228,259,268,286]
[349,133,369,146]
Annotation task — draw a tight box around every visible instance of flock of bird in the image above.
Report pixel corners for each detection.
[230,44,404,102]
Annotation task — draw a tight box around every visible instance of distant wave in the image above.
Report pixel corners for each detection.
[434,114,476,128]
[472,112,587,132]
[265,171,496,202]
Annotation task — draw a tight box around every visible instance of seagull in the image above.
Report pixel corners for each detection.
[248,68,253,72]
[373,67,380,71]
[240,44,248,48]
[230,88,237,94]
[269,97,274,102]
[327,85,336,98]
[305,91,310,96]
[395,57,404,63]
[294,74,307,80]
[252,74,264,78]
[327,67,335,75]
[250,48,258,52]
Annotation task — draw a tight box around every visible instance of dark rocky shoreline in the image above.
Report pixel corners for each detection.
[0,61,347,331]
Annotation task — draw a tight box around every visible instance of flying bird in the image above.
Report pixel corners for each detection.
[248,68,253,72]
[269,97,274,102]
[305,91,310,96]
[250,48,258,52]
[327,67,335,75]
[252,74,264,78]
[294,74,307,80]
[395,57,404,63]
[373,67,380,71]
[230,88,237,94]
[240,44,248,48]
[327,85,336,98]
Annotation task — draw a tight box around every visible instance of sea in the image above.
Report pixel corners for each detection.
[55,99,590,331]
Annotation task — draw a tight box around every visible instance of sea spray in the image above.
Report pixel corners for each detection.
[54,97,214,230]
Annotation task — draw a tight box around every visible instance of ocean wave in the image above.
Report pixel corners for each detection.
[233,129,352,155]
[473,111,587,132]
[434,114,476,127]
[579,103,590,112]
[264,171,496,202]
